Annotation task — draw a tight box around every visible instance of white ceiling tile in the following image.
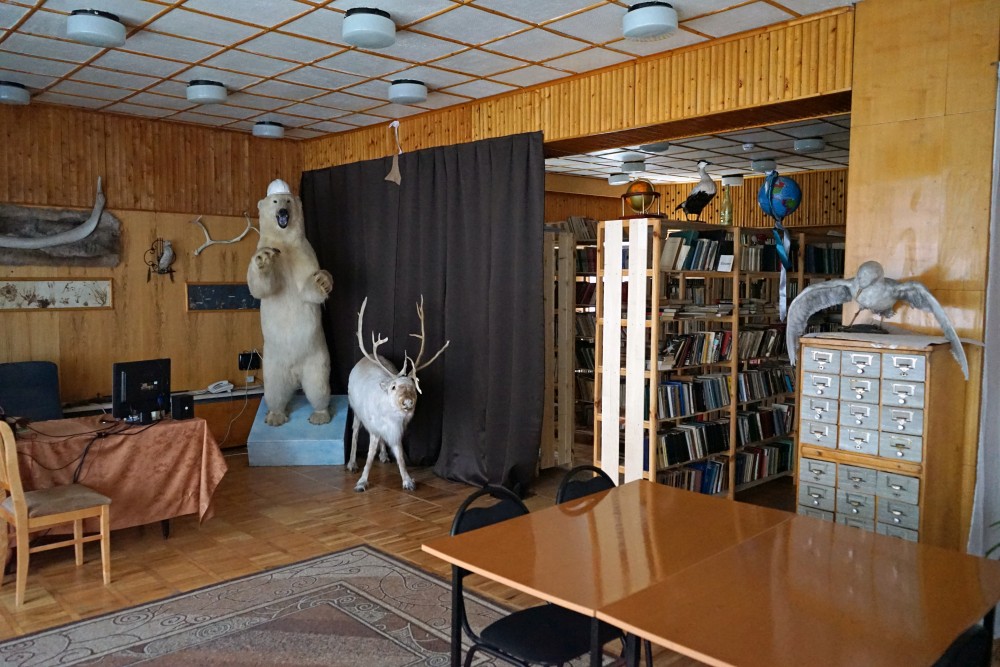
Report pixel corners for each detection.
[239,33,339,63]
[244,78,322,100]
[280,102,349,119]
[50,79,130,100]
[606,30,705,57]
[472,0,603,24]
[103,102,174,118]
[285,127,324,139]
[544,47,630,73]
[308,119,365,133]
[726,129,789,143]
[40,0,165,25]
[775,0,852,16]
[169,110,233,126]
[0,51,77,77]
[684,2,793,38]
[179,66,262,91]
[366,103,424,118]
[683,137,740,150]
[253,111,310,127]
[180,0,314,27]
[0,69,56,90]
[389,65,470,89]
[415,5,528,45]
[308,91,381,111]
[431,49,524,77]
[279,66,364,89]
[146,80,188,97]
[548,5,624,43]
[442,79,515,99]
[416,91,470,109]
[204,51,298,77]
[279,9,347,45]
[127,92,195,110]
[92,51,188,78]
[318,50,409,77]
[121,31,223,62]
[71,66,158,89]
[376,31,465,63]
[1,32,101,62]
[146,9,262,46]
[491,65,568,87]
[16,9,66,38]
[342,79,390,99]
[0,4,31,30]
[336,113,385,127]
[667,0,747,20]
[332,0,456,26]
[193,104,263,120]
[34,91,109,108]
[227,92,292,110]
[485,29,588,62]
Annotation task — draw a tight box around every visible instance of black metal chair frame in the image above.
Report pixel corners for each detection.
[555,464,616,505]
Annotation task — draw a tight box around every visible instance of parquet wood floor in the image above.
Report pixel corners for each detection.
[0,450,996,666]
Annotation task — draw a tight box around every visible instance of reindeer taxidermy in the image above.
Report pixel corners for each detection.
[347,296,449,492]
[786,260,969,379]
[191,213,258,256]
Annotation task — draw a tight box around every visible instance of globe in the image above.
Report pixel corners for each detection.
[757,173,802,221]
[624,179,659,214]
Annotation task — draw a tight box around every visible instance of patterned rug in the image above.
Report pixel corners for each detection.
[0,546,519,666]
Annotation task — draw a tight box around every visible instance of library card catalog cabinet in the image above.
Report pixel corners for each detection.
[795,332,969,550]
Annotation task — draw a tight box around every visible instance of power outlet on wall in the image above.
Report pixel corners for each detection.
[238,351,262,371]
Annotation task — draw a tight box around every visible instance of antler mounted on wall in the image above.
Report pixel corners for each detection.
[191,213,258,256]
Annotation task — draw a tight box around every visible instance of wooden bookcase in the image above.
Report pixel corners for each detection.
[541,226,575,469]
[593,218,796,497]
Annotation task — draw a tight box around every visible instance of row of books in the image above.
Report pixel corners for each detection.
[565,215,598,241]
[656,374,731,419]
[736,365,795,403]
[658,456,729,495]
[657,419,730,466]
[576,247,597,273]
[735,403,795,446]
[576,345,596,370]
[735,439,793,485]
[738,326,786,359]
[657,330,732,369]
[740,244,783,272]
[575,281,596,306]
[575,374,594,399]
[660,230,735,273]
[802,242,846,275]
[575,313,596,338]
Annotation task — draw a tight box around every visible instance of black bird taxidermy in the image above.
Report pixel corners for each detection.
[786,260,968,380]
[675,160,717,221]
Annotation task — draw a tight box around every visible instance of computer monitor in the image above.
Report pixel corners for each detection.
[111,358,171,424]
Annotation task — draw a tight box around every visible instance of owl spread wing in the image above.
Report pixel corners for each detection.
[785,278,853,366]
[894,281,969,380]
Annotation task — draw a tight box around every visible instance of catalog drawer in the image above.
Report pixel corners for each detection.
[839,401,879,431]
[800,420,837,449]
[799,482,836,513]
[838,464,877,494]
[841,351,881,377]
[802,347,841,373]
[880,380,926,409]
[798,506,834,522]
[836,514,875,532]
[836,489,876,520]
[838,427,879,456]
[882,353,927,382]
[840,377,880,404]
[876,522,919,542]
[879,432,923,463]
[875,471,920,505]
[803,396,838,424]
[877,499,920,531]
[801,372,840,399]
[880,406,924,436]
[799,458,836,485]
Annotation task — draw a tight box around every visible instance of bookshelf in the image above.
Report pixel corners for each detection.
[541,226,575,469]
[567,216,599,444]
[593,218,797,498]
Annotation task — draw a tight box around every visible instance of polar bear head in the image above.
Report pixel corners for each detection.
[258,179,305,243]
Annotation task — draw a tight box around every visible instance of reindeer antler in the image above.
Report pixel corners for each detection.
[191,213,258,256]
[407,295,450,393]
[356,297,405,378]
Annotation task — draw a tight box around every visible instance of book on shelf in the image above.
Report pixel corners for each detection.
[660,235,683,272]
[717,254,734,272]
[565,216,598,241]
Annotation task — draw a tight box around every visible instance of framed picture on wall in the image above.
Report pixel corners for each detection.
[0,278,113,310]
[186,282,260,312]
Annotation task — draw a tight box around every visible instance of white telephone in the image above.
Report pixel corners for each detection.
[207,380,235,394]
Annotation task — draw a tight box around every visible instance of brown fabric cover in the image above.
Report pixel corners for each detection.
[15,416,227,531]
[2,484,109,518]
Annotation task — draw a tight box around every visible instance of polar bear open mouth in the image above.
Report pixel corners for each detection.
[276,208,289,228]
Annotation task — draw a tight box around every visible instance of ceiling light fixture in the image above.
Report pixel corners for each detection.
[388,79,427,105]
[622,2,677,41]
[721,174,744,187]
[253,121,285,139]
[638,140,671,153]
[751,158,777,173]
[342,7,396,49]
[66,9,126,47]
[609,173,630,186]
[0,81,30,106]
[793,137,826,153]
[620,152,646,173]
[187,80,227,104]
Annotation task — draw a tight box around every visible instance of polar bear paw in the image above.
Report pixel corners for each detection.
[264,410,289,426]
[312,269,333,296]
[309,409,331,425]
[254,247,280,272]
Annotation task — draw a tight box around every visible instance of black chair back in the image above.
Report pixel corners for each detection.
[0,361,62,422]
[556,464,615,504]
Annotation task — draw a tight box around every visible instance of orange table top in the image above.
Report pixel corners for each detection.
[422,480,793,616]
[597,515,1000,667]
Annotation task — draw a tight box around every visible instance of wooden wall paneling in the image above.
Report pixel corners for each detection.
[404,105,474,152]
[944,0,1000,116]
[302,124,390,172]
[471,90,543,140]
[541,66,636,142]
[105,115,157,212]
[544,193,620,224]
[248,137,303,198]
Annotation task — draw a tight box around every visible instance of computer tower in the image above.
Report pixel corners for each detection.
[171,393,194,420]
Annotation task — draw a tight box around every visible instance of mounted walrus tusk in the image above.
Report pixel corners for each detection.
[0,177,105,249]
[191,212,258,256]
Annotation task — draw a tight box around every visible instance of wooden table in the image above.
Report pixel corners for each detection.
[423,480,1000,667]
[15,416,228,533]
[422,480,793,666]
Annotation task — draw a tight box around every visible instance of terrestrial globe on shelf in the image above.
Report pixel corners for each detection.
[622,178,660,216]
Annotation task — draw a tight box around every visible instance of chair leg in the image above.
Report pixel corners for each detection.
[100,506,110,585]
[0,518,7,591]
[74,520,83,566]
[644,639,653,667]
[462,645,478,667]
[15,527,28,606]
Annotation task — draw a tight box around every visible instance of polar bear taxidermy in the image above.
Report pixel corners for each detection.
[247,179,333,426]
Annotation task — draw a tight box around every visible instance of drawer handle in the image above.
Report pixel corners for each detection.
[849,476,864,483]
[889,484,903,491]
[809,492,822,499]
[890,509,904,516]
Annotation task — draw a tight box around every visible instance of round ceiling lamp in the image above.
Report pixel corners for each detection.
[342,7,396,49]
[609,172,630,185]
[253,121,285,139]
[721,174,745,187]
[751,158,777,173]
[0,81,30,105]
[66,9,126,47]
[622,2,678,41]
[186,80,227,104]
[620,152,646,173]
[388,79,427,105]
[639,140,671,153]
[793,137,826,153]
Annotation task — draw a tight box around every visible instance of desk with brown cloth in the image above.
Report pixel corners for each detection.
[14,416,228,532]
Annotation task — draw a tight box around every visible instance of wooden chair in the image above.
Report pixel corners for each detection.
[0,421,111,606]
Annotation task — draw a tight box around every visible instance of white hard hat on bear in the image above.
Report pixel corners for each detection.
[267,179,292,196]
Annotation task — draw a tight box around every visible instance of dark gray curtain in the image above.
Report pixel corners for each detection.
[301,132,544,490]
